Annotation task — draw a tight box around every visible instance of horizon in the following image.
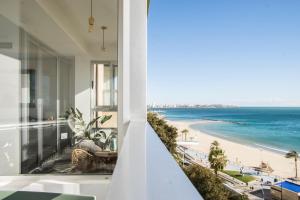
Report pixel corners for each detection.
[148,104,300,108]
[148,0,300,107]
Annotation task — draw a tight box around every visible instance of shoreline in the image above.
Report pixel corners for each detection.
[169,118,290,155]
[167,119,298,178]
[189,122,289,156]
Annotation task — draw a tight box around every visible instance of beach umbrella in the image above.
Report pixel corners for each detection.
[253,161,274,174]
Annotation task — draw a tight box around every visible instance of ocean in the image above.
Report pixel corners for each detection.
[151,107,300,154]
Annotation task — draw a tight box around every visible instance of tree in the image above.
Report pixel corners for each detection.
[148,113,248,199]
[147,112,178,156]
[208,140,228,175]
[181,129,189,141]
[285,150,299,178]
[184,164,230,200]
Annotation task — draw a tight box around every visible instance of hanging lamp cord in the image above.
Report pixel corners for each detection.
[91,0,93,17]
[102,28,105,50]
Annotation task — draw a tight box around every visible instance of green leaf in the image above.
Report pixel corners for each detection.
[94,130,107,139]
[70,107,76,115]
[65,110,71,119]
[100,115,112,124]
[86,116,102,131]
[76,108,83,118]
[104,132,117,147]
[65,110,70,116]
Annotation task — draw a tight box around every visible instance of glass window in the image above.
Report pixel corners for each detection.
[92,63,118,129]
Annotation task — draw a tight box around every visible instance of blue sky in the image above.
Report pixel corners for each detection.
[148,0,300,106]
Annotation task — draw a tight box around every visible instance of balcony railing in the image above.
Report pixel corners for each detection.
[106,121,203,200]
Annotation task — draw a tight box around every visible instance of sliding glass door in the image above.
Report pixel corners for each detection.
[20,34,75,174]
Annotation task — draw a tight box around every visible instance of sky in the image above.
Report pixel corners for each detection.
[147,0,300,106]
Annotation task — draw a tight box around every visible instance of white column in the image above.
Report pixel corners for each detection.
[118,0,147,149]
[128,0,147,121]
[109,0,147,199]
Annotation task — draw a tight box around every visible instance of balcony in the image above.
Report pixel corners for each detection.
[0,0,119,176]
[0,0,202,199]
[0,121,203,199]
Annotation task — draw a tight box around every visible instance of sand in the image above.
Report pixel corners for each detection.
[168,120,299,178]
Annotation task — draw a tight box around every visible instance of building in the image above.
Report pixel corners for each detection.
[0,0,202,199]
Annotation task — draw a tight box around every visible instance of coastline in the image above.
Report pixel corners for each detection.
[167,119,298,178]
[190,121,290,156]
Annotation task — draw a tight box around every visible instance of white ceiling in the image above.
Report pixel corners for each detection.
[0,0,118,60]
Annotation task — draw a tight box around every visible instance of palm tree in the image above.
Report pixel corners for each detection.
[285,150,299,178]
[209,140,227,175]
[181,129,189,141]
[210,140,220,149]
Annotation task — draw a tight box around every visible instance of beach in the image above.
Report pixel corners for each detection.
[168,119,298,178]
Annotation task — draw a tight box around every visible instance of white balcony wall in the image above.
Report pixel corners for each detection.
[106,122,203,200]
[146,124,203,200]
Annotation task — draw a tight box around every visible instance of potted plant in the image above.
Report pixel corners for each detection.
[66,107,116,172]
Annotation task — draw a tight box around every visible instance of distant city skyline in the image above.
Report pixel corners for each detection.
[148,0,300,107]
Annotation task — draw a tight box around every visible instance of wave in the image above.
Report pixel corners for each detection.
[152,110,165,114]
[202,118,246,125]
[254,143,289,154]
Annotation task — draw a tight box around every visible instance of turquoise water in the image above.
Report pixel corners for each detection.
[152,107,300,154]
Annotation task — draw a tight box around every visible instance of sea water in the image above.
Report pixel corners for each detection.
[152,107,300,154]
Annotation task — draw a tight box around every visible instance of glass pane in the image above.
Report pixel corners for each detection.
[94,63,118,128]
[27,41,38,122]
[40,50,57,163]
[40,50,57,121]
[96,64,118,107]
[91,63,118,160]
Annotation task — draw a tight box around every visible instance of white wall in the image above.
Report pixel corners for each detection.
[0,15,21,175]
[0,54,21,175]
[74,56,91,122]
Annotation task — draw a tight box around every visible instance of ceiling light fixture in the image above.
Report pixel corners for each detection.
[88,0,94,32]
[101,26,107,51]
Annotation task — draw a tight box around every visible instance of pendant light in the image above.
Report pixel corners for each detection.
[88,0,94,32]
